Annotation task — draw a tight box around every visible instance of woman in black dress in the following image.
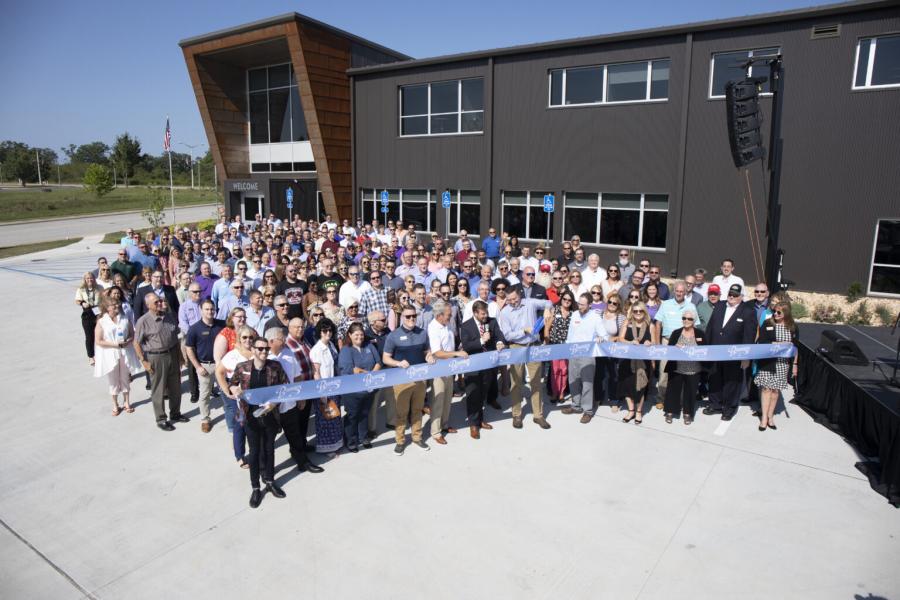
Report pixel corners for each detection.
[617,301,656,424]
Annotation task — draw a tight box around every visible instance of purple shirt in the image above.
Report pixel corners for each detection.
[194,273,220,301]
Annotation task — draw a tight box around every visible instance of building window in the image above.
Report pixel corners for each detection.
[869,219,900,296]
[399,78,484,136]
[548,59,670,107]
[445,190,481,236]
[709,47,779,98]
[563,192,668,249]
[359,189,436,232]
[854,35,900,89]
[502,191,554,241]
[250,162,315,173]
[247,63,310,145]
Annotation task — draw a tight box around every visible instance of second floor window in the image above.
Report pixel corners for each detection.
[854,35,900,89]
[248,63,309,144]
[400,78,484,136]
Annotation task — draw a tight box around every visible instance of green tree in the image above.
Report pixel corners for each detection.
[111,133,142,187]
[83,164,114,197]
[1,141,38,185]
[142,187,168,228]
[70,141,110,165]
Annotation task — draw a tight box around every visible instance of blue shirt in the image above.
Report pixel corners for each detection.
[246,305,274,336]
[185,319,224,363]
[482,235,501,259]
[216,294,249,320]
[178,299,202,334]
[210,277,233,308]
[384,325,429,365]
[498,298,553,345]
[132,252,159,271]
[655,298,691,338]
[338,344,381,376]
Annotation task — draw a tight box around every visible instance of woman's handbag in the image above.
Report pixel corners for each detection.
[321,398,341,420]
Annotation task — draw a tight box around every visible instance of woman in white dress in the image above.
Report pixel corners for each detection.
[93,301,139,416]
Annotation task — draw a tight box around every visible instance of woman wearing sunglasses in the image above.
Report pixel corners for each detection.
[663,308,705,425]
[595,292,625,412]
[754,302,799,431]
[601,264,624,298]
[617,301,656,424]
[544,290,576,404]
[215,325,255,469]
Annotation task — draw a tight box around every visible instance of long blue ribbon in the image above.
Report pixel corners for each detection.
[242,342,795,405]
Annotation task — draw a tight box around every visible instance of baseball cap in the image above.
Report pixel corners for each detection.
[728,284,742,296]
[539,264,551,273]
[708,284,721,295]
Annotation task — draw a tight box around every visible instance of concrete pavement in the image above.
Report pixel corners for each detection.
[0,204,218,247]
[0,240,897,600]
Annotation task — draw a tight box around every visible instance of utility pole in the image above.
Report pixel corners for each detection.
[35,150,42,186]
[57,164,61,187]
[180,142,201,189]
[113,164,117,188]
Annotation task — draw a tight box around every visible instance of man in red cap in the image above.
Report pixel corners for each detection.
[697,284,721,329]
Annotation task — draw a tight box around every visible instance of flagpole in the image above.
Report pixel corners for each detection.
[167,116,176,226]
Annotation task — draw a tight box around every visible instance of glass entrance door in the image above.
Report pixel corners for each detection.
[242,196,262,222]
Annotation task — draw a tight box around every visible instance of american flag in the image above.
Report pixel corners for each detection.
[164,117,171,152]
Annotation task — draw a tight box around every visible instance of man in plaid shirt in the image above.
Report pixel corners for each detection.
[284,317,324,473]
[358,270,390,321]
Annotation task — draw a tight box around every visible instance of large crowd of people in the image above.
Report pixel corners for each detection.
[77,213,799,507]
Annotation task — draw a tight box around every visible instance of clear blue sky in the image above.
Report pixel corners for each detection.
[1,0,820,158]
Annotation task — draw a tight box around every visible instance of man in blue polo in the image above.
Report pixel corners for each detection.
[653,281,690,403]
[185,300,223,433]
[482,227,501,261]
[383,305,435,456]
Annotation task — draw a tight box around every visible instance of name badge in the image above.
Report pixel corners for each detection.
[400,336,408,341]
[765,326,774,331]
[201,331,209,336]
[736,318,744,322]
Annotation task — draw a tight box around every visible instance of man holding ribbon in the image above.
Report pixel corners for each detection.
[459,300,507,439]
[497,285,554,429]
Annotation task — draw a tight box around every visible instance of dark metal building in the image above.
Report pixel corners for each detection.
[348,0,900,295]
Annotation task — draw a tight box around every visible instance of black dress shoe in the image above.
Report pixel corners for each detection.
[157,421,175,431]
[362,439,373,449]
[346,444,359,453]
[721,414,733,421]
[189,396,199,404]
[767,423,777,430]
[299,461,324,473]
[265,482,286,499]
[249,489,263,508]
[702,407,720,416]
[170,414,190,423]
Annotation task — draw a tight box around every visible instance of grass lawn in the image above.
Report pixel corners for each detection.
[0,186,218,223]
[0,238,82,259]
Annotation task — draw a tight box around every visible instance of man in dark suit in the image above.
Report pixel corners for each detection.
[134,269,181,319]
[459,300,507,439]
[520,266,547,301]
[703,284,758,420]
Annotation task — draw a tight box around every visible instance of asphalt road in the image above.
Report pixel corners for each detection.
[0,203,218,246]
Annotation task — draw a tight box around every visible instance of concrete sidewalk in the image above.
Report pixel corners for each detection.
[0,244,897,600]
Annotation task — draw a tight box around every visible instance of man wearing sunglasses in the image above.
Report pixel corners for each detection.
[383,308,436,455]
[703,284,758,421]
[616,249,637,283]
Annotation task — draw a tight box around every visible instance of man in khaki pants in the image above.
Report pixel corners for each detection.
[497,286,554,429]
[383,306,435,455]
[427,301,467,445]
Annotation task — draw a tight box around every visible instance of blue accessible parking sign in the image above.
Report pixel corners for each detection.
[286,188,293,209]
[442,190,452,208]
[543,194,555,213]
